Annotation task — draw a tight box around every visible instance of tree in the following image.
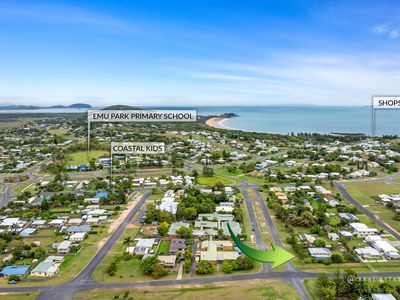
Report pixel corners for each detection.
[312,239,326,248]
[150,263,169,279]
[315,273,336,300]
[196,260,215,274]
[233,256,253,270]
[331,254,343,263]
[157,222,170,237]
[202,166,214,177]
[141,256,168,279]
[182,207,197,220]
[141,256,159,275]
[33,246,46,259]
[123,236,133,246]
[106,261,117,276]
[7,275,21,283]
[221,261,233,273]
[176,226,193,239]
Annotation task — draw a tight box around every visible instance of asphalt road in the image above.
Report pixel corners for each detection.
[250,186,309,299]
[35,190,151,300]
[1,167,400,299]
[334,182,400,241]
[239,186,269,272]
[0,163,43,207]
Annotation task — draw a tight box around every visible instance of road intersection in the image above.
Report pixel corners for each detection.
[1,167,400,299]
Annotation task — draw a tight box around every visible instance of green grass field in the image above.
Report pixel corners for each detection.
[74,279,300,300]
[215,167,244,177]
[269,207,400,273]
[197,175,237,186]
[93,225,177,283]
[158,240,171,254]
[0,292,39,300]
[0,224,112,287]
[47,128,70,136]
[345,182,400,232]
[68,150,109,165]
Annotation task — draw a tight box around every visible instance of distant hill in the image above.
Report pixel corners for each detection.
[0,103,92,110]
[102,105,141,110]
[69,103,91,108]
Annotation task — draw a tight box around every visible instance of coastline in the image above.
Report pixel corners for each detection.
[205,116,228,129]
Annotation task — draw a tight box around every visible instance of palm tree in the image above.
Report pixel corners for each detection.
[123,236,133,246]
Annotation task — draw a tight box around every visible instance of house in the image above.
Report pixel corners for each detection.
[20,227,36,237]
[220,221,241,236]
[48,219,65,227]
[68,218,83,226]
[0,218,20,227]
[57,241,72,254]
[126,238,158,255]
[30,261,59,277]
[2,254,13,263]
[372,294,397,300]
[69,232,86,242]
[308,248,332,259]
[31,220,47,228]
[45,256,64,263]
[137,238,158,248]
[194,220,218,231]
[355,247,381,259]
[157,200,178,215]
[328,233,339,241]
[338,213,358,222]
[170,238,187,254]
[339,230,353,239]
[315,186,332,196]
[0,265,30,277]
[158,255,176,268]
[65,225,91,234]
[168,221,190,236]
[299,234,316,245]
[86,217,99,225]
[84,197,100,204]
[371,240,400,259]
[126,246,148,255]
[216,202,235,213]
[349,223,378,237]
[86,209,107,217]
[197,237,239,262]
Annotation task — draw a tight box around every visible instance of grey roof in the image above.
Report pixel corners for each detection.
[66,225,91,233]
[170,238,187,252]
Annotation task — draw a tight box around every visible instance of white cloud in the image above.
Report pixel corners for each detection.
[389,30,399,39]
[373,23,400,40]
[374,25,387,33]
[0,2,146,36]
[168,51,400,105]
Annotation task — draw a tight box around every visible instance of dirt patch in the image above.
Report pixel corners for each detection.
[96,193,142,250]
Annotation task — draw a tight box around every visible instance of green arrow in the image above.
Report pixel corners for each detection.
[227,223,295,269]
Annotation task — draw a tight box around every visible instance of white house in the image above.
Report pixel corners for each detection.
[349,223,378,237]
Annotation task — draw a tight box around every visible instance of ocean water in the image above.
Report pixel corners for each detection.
[195,106,400,136]
[1,105,399,135]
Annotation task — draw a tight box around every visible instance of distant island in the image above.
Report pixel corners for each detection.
[223,112,239,118]
[102,105,141,110]
[0,103,92,110]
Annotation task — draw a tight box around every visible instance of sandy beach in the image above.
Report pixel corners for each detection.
[205,116,227,129]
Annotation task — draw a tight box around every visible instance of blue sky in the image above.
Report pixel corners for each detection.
[0,0,399,106]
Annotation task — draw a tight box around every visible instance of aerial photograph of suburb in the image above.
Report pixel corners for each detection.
[0,1,400,300]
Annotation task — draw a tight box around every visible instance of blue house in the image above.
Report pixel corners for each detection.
[65,225,91,234]
[20,228,36,237]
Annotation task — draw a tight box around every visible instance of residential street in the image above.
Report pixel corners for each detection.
[0,174,400,300]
